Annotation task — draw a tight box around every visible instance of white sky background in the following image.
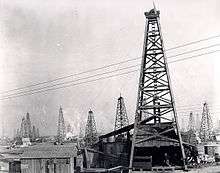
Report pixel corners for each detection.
[0,0,220,137]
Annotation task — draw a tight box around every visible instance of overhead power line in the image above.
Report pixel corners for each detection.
[169,49,220,64]
[2,64,139,97]
[178,110,220,116]
[0,43,220,98]
[0,70,138,100]
[0,34,220,95]
[168,44,220,59]
[177,106,220,112]
[1,48,219,99]
[166,34,220,51]
[0,49,219,101]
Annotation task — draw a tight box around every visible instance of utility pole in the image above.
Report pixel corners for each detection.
[199,102,214,142]
[84,110,98,147]
[129,7,186,171]
[57,106,66,143]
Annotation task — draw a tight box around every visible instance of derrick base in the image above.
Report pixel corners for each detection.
[81,122,197,171]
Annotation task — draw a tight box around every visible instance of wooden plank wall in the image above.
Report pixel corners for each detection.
[21,158,71,173]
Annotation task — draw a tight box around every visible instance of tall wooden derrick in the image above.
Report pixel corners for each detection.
[129,7,186,170]
[20,117,26,137]
[199,102,214,142]
[26,112,32,138]
[32,125,37,140]
[187,112,197,145]
[19,113,32,138]
[84,110,98,147]
[57,106,66,143]
[114,95,129,140]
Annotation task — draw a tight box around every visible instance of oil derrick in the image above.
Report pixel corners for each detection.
[180,117,186,132]
[16,129,20,138]
[77,122,85,147]
[186,112,197,144]
[187,112,196,132]
[114,95,129,140]
[57,106,66,143]
[199,102,214,142]
[26,112,32,138]
[129,7,186,170]
[79,122,84,139]
[32,125,37,140]
[66,123,72,134]
[36,128,40,138]
[84,110,98,147]
[196,113,200,131]
[20,117,26,137]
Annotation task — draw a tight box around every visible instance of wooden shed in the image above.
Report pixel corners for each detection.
[20,144,78,173]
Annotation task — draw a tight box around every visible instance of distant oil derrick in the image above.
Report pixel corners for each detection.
[26,113,32,138]
[77,122,85,147]
[36,128,40,138]
[66,123,72,134]
[114,95,129,140]
[20,117,26,137]
[79,122,84,139]
[129,7,187,170]
[19,113,32,138]
[196,113,200,131]
[32,125,37,139]
[186,112,197,144]
[180,117,186,132]
[57,106,66,143]
[84,110,98,147]
[188,112,196,132]
[199,102,214,142]
[15,113,40,141]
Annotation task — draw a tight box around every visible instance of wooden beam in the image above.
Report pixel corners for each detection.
[99,116,157,139]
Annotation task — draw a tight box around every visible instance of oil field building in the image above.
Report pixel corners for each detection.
[0,143,82,173]
[19,144,79,173]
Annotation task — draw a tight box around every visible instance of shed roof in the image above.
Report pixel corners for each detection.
[20,143,77,159]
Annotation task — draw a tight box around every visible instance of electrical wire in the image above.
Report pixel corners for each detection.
[0,70,138,100]
[165,34,220,51]
[1,45,220,98]
[0,49,219,100]
[1,65,139,98]
[1,35,220,95]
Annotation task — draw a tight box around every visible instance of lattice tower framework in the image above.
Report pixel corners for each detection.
[129,7,186,170]
[57,106,66,143]
[84,110,98,147]
[114,95,129,131]
[199,102,214,142]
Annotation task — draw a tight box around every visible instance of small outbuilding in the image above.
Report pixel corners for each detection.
[19,144,79,173]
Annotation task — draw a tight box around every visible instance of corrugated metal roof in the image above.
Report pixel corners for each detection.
[20,144,77,159]
[0,143,77,159]
[0,153,21,160]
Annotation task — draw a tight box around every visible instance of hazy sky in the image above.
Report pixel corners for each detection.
[0,0,220,137]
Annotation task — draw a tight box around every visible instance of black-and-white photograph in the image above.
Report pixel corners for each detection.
[0,0,220,172]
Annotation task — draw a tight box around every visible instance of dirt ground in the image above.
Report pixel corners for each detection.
[135,165,220,173]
